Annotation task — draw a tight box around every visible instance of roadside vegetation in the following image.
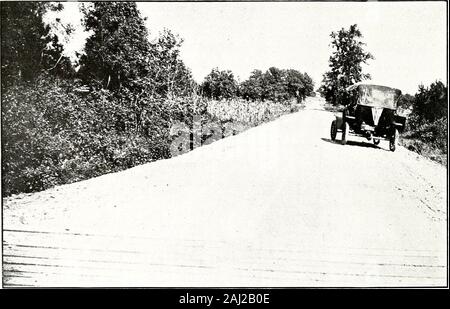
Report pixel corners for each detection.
[1,2,313,196]
[398,81,447,165]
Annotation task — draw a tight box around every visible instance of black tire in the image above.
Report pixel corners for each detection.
[330,120,337,141]
[373,138,380,145]
[389,129,399,152]
[341,121,349,145]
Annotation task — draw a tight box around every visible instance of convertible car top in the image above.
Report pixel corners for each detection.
[346,84,402,110]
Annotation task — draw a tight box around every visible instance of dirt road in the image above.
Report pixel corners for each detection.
[3,97,447,287]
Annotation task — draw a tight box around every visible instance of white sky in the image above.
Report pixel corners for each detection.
[48,1,446,95]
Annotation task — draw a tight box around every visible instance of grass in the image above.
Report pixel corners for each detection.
[400,117,447,166]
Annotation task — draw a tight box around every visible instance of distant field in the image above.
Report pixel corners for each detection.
[169,98,302,155]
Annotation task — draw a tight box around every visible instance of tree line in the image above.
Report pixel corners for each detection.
[200,67,314,102]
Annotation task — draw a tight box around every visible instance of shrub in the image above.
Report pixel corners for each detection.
[1,75,172,196]
[412,81,447,124]
[400,81,447,165]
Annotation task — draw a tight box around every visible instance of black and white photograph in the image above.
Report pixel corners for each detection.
[0,0,448,289]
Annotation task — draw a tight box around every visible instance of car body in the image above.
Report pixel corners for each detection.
[330,84,406,151]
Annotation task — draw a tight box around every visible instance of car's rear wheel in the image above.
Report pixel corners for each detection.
[389,129,399,152]
[373,138,380,145]
[330,120,337,141]
[342,122,349,145]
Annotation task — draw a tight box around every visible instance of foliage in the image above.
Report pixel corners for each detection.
[400,81,448,165]
[1,2,201,196]
[78,3,195,98]
[412,81,447,124]
[319,24,374,106]
[200,68,239,100]
[150,29,197,97]
[78,2,152,90]
[285,69,314,102]
[239,67,314,103]
[1,1,73,89]
[398,93,415,110]
[239,70,265,101]
[1,75,172,196]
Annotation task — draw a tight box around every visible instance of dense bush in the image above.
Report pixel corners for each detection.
[412,81,447,124]
[404,117,447,150]
[397,93,415,110]
[400,81,447,165]
[1,75,173,196]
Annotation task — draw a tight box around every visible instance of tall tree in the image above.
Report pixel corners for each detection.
[285,70,314,102]
[319,24,374,105]
[78,2,151,90]
[1,2,69,89]
[150,29,195,97]
[240,69,264,101]
[262,67,287,102]
[200,68,238,99]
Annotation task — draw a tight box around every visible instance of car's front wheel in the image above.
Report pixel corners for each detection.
[389,129,399,152]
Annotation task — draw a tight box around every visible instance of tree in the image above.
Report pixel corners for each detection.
[413,81,447,123]
[78,2,152,90]
[149,29,196,97]
[79,4,195,97]
[319,24,374,105]
[1,2,71,89]
[239,70,264,101]
[285,70,314,102]
[200,68,238,99]
[262,67,287,102]
[239,67,314,103]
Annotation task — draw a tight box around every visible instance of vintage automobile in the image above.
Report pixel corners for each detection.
[330,84,406,151]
